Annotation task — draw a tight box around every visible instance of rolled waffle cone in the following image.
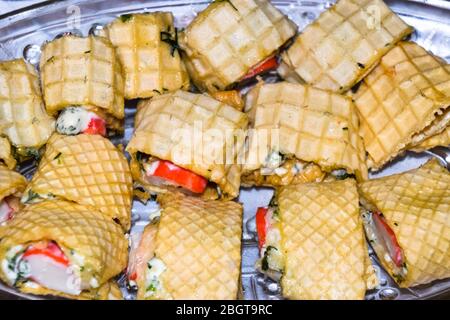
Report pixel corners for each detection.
[0,136,16,169]
[0,59,55,149]
[126,90,248,198]
[281,0,413,93]
[24,134,133,230]
[411,126,450,153]
[278,179,371,300]
[243,82,368,180]
[179,0,297,92]
[40,35,125,122]
[359,159,450,287]
[102,13,190,99]
[0,165,26,203]
[353,41,450,170]
[0,200,128,298]
[137,192,242,300]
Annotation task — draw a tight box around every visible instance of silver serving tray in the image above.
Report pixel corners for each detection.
[0,0,449,300]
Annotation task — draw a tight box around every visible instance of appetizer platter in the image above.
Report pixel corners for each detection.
[0,0,449,300]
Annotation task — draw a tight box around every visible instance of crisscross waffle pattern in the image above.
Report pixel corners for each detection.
[353,41,450,170]
[40,35,124,120]
[0,137,16,169]
[152,193,242,299]
[25,134,132,230]
[244,82,368,180]
[0,165,26,202]
[0,59,55,148]
[127,90,248,198]
[281,0,412,93]
[359,159,450,287]
[103,13,189,99]
[412,126,450,152]
[180,0,297,92]
[0,200,128,297]
[278,179,369,299]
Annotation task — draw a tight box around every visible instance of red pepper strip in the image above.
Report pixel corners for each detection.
[23,242,70,267]
[242,56,279,81]
[256,207,268,250]
[83,117,106,136]
[372,211,403,267]
[148,160,208,194]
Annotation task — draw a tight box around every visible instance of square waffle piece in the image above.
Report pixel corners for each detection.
[359,159,450,287]
[134,192,242,300]
[102,13,190,99]
[278,179,373,299]
[179,0,297,92]
[243,82,368,183]
[0,59,55,151]
[126,90,248,199]
[353,41,450,170]
[40,35,125,128]
[22,134,133,231]
[281,0,413,93]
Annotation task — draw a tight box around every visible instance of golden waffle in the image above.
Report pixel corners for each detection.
[179,0,297,92]
[24,134,133,230]
[40,35,125,122]
[102,13,190,99]
[138,192,242,300]
[0,200,128,298]
[353,41,450,170]
[359,159,450,287]
[243,82,368,180]
[278,179,371,300]
[0,59,55,149]
[0,136,16,169]
[126,90,248,198]
[412,126,450,152]
[0,165,26,203]
[281,0,412,93]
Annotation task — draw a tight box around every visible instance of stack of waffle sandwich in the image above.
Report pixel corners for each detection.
[0,0,448,300]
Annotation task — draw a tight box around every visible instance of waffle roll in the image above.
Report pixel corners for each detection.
[359,159,450,288]
[243,82,368,184]
[412,127,450,153]
[126,90,248,199]
[135,192,242,300]
[281,0,412,93]
[353,41,450,170]
[22,134,133,230]
[179,0,297,92]
[0,59,55,152]
[102,12,189,99]
[0,200,128,299]
[40,35,125,128]
[277,179,372,299]
[0,137,16,169]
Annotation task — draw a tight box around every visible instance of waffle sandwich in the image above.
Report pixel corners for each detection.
[179,0,297,92]
[40,35,125,135]
[22,134,133,230]
[255,179,375,299]
[242,82,368,187]
[132,192,242,300]
[281,0,413,93]
[0,59,55,161]
[353,41,450,170]
[359,159,450,287]
[102,12,190,99]
[126,90,248,199]
[0,200,128,299]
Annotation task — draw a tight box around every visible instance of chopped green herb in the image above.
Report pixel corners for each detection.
[342,127,348,131]
[84,50,91,54]
[393,222,398,226]
[152,89,161,95]
[80,266,85,272]
[357,62,365,69]
[53,152,62,162]
[24,190,40,203]
[146,282,157,292]
[120,14,133,23]
[351,81,362,94]
[160,27,180,57]
[46,56,55,63]
[261,246,277,271]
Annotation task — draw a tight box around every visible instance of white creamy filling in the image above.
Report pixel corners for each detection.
[260,151,284,175]
[56,106,98,135]
[148,208,161,223]
[144,257,166,298]
[21,190,56,204]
